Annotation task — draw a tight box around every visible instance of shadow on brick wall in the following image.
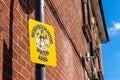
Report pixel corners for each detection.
[2,0,35,79]
[3,40,13,80]
[2,0,14,79]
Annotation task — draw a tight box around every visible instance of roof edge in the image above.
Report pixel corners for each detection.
[99,0,109,42]
[90,0,109,43]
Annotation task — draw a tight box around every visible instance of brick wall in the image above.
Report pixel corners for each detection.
[0,0,94,80]
[0,0,35,80]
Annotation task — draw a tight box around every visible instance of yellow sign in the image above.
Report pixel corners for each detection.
[29,19,56,66]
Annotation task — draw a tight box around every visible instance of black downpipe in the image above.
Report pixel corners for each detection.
[87,1,94,56]
[35,0,46,80]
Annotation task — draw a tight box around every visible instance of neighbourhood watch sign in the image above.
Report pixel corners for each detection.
[29,19,56,66]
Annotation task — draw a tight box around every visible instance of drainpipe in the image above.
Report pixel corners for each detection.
[35,0,46,80]
[87,0,98,79]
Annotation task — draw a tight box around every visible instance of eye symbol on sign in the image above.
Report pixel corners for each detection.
[36,30,50,56]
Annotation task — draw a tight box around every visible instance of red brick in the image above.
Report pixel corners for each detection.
[17,56,25,67]
[2,0,10,8]
[17,74,26,80]
[12,52,18,60]
[25,63,32,73]
[13,41,21,54]
[0,72,2,80]
[0,61,3,70]
[12,33,18,43]
[0,1,9,16]
[30,75,35,80]
[13,60,21,72]
[12,69,17,80]
[17,21,25,32]
[0,50,3,61]
[13,27,22,38]
[2,33,9,44]
[4,17,9,26]
[21,34,29,47]
[13,8,21,21]
[0,39,3,48]
[20,49,29,62]
[0,19,8,33]
[21,67,30,79]
[17,38,27,52]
